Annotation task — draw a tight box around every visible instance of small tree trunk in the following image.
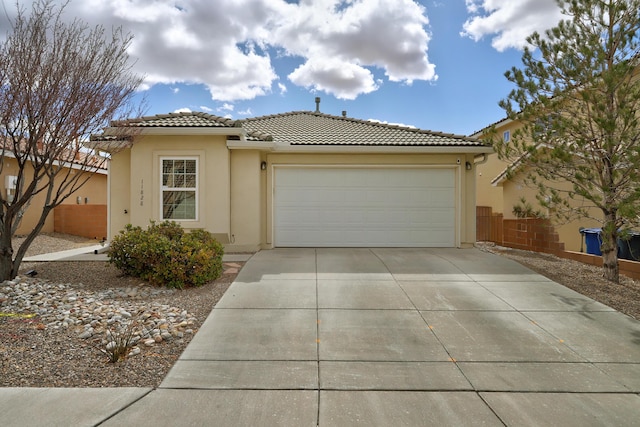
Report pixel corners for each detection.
[601,218,620,283]
[0,221,16,281]
[0,246,14,282]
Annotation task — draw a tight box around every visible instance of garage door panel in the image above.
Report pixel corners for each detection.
[274,168,456,247]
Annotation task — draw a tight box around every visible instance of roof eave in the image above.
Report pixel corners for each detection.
[85,140,133,152]
[470,117,514,138]
[271,144,494,154]
[226,140,276,150]
[491,172,507,186]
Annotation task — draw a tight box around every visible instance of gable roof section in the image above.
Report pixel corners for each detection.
[243,111,488,148]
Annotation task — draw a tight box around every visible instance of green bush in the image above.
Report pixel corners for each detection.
[108,221,224,289]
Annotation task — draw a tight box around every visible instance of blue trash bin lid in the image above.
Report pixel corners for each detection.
[580,228,602,234]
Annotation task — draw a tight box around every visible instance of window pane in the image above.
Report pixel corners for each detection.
[185,160,196,174]
[162,160,173,174]
[185,174,196,187]
[175,160,185,173]
[162,190,196,220]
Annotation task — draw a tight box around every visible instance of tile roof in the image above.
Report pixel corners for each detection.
[101,110,489,148]
[113,112,236,128]
[242,111,488,147]
[1,137,108,171]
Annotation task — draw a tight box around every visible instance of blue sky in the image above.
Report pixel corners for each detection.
[1,0,566,136]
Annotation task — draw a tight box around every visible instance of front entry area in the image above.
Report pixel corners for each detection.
[273,167,456,247]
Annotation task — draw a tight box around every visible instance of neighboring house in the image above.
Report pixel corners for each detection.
[472,119,600,252]
[1,151,108,239]
[92,107,492,252]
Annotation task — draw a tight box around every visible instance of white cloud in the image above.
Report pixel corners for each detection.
[171,87,180,94]
[277,82,287,95]
[238,108,253,116]
[276,0,436,90]
[14,0,436,102]
[173,107,192,113]
[289,58,378,100]
[462,0,564,51]
[217,103,235,113]
[367,119,416,128]
[199,105,213,112]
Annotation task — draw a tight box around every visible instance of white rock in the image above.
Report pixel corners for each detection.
[78,330,93,339]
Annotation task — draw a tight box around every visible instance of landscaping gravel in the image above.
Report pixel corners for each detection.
[0,234,638,388]
[1,233,237,388]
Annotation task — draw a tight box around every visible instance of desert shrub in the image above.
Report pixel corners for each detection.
[94,320,138,363]
[109,221,224,288]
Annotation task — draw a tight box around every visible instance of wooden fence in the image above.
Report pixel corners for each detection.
[477,206,564,254]
[476,206,503,244]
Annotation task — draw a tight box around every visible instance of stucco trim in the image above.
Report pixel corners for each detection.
[269,145,493,154]
[226,140,276,150]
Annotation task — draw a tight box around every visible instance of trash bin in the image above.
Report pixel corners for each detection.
[618,232,640,261]
[580,228,602,255]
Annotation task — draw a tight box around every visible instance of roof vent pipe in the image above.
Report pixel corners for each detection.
[315,97,321,112]
[342,111,347,117]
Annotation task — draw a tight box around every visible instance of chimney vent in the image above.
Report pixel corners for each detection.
[315,97,321,113]
[342,110,347,117]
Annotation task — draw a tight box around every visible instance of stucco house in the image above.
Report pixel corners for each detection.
[92,106,492,252]
[0,149,107,238]
[472,118,600,252]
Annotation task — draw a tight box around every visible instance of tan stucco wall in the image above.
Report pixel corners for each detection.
[476,152,503,211]
[1,159,107,236]
[502,172,601,252]
[475,119,522,212]
[229,150,263,252]
[108,148,131,238]
[60,171,107,206]
[108,135,231,239]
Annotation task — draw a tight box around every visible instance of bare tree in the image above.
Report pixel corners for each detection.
[0,0,144,280]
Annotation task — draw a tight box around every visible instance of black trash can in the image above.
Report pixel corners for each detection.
[618,232,640,261]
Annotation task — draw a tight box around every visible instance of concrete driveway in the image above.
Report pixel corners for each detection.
[3,248,640,426]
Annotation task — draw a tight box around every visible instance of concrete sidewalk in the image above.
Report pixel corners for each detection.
[21,245,251,263]
[2,248,640,426]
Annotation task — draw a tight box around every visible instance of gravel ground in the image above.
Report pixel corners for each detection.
[1,234,639,388]
[1,233,239,388]
[477,242,640,320]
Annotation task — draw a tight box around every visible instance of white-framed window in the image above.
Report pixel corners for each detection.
[161,157,197,220]
[503,130,510,143]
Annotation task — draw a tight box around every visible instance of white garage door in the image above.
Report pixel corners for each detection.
[274,167,456,247]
